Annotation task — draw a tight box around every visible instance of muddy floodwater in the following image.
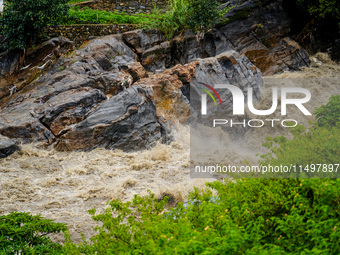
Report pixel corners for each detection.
[1,62,339,242]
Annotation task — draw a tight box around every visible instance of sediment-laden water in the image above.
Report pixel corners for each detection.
[0,61,339,242]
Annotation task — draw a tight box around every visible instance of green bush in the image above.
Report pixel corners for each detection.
[0,212,67,254]
[143,0,190,40]
[63,179,339,254]
[144,0,227,40]
[260,95,340,178]
[0,0,69,50]
[186,0,221,33]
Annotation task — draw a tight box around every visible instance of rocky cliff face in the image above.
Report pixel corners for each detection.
[0,0,310,155]
[119,0,310,75]
[210,0,310,75]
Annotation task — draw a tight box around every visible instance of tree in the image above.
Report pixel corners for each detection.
[0,0,69,51]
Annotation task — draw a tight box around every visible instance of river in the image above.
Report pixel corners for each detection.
[0,59,339,242]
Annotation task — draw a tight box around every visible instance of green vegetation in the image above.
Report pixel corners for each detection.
[0,0,69,51]
[143,0,189,40]
[64,0,227,39]
[61,178,339,254]
[186,0,221,33]
[0,212,67,254]
[2,179,339,254]
[67,7,151,25]
[68,0,87,4]
[144,0,227,40]
[260,95,340,178]
[297,0,340,23]
[315,95,340,128]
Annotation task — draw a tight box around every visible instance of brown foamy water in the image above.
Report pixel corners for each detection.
[0,60,339,242]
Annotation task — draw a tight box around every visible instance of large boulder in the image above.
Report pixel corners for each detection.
[189,50,263,137]
[0,34,145,145]
[192,50,263,103]
[32,87,107,136]
[55,85,170,151]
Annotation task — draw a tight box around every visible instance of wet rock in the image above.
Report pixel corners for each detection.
[122,29,166,54]
[127,62,149,82]
[33,87,107,136]
[171,31,201,66]
[135,61,199,124]
[0,34,140,144]
[0,135,20,159]
[141,41,172,72]
[193,50,263,102]
[0,37,73,101]
[0,103,55,143]
[119,1,309,75]
[26,37,74,67]
[55,85,170,151]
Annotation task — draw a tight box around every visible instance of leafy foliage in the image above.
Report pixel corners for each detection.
[260,95,340,178]
[315,95,340,128]
[0,212,67,254]
[68,0,86,4]
[144,0,227,40]
[297,0,340,22]
[186,0,221,33]
[0,0,69,50]
[63,179,339,254]
[143,0,190,40]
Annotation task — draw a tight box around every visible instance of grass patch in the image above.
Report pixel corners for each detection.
[68,0,88,4]
[66,7,158,25]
